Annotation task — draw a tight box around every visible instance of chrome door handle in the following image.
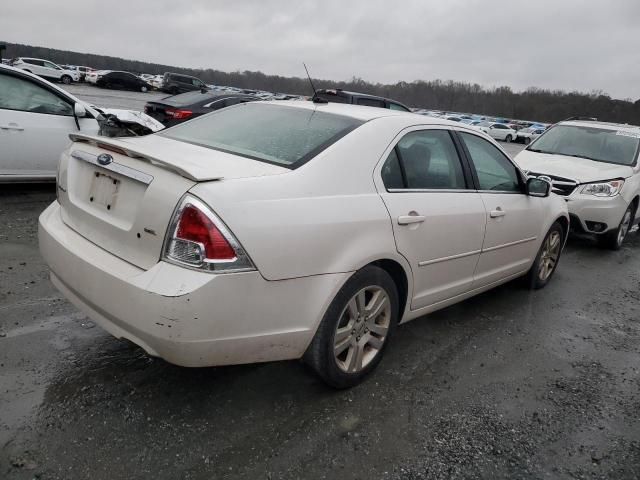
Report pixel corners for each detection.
[0,124,24,131]
[490,208,506,218]
[398,214,426,225]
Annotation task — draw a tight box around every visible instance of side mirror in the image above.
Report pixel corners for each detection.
[74,102,87,118]
[526,177,551,197]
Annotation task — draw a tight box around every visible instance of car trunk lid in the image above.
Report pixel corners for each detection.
[58,134,288,270]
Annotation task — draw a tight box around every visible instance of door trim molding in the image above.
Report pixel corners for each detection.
[418,249,482,267]
[418,236,537,266]
[481,236,537,253]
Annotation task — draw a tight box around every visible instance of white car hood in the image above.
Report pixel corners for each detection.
[514,149,634,183]
[96,107,165,132]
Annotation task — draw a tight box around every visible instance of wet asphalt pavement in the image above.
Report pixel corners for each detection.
[1,180,639,480]
[0,82,637,480]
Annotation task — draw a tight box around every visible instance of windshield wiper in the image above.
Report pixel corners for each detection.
[527,147,554,154]
[563,153,600,162]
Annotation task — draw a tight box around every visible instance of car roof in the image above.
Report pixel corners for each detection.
[19,57,56,62]
[260,100,468,127]
[316,89,409,106]
[559,120,640,133]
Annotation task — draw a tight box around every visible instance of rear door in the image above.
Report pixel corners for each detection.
[457,131,543,287]
[0,69,98,178]
[377,127,487,309]
[42,61,62,80]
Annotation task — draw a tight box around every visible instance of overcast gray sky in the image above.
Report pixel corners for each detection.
[2,0,639,99]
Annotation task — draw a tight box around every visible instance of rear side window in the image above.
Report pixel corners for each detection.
[381,130,466,190]
[160,103,364,168]
[381,149,404,189]
[315,92,348,104]
[357,97,385,108]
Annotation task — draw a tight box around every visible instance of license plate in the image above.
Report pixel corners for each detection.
[89,172,120,210]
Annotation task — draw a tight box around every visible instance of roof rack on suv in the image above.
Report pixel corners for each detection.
[562,116,598,122]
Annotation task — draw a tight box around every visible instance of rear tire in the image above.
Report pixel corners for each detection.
[304,266,399,389]
[141,86,148,93]
[524,137,531,145]
[61,75,72,85]
[526,221,564,289]
[598,203,635,250]
[505,135,513,143]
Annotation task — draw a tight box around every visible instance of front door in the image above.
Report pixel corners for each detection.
[0,70,97,178]
[377,127,487,310]
[457,131,543,287]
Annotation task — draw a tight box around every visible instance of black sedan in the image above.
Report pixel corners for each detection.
[144,91,259,127]
[96,71,153,92]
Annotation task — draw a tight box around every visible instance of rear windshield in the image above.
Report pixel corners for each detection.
[160,103,364,168]
[529,125,640,166]
[160,91,221,107]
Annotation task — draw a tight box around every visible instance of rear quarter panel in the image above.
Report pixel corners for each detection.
[189,117,416,281]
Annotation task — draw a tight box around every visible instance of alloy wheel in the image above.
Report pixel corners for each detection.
[617,210,632,247]
[538,230,561,281]
[333,286,391,374]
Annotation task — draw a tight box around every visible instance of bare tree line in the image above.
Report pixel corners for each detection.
[4,42,640,124]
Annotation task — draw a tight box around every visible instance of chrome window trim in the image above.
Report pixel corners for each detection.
[476,190,527,195]
[387,188,475,194]
[71,150,154,185]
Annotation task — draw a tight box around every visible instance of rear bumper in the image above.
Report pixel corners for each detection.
[39,201,349,367]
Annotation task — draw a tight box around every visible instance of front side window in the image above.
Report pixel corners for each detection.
[0,72,73,116]
[381,129,466,190]
[528,124,640,166]
[460,132,521,192]
[160,103,363,168]
[43,61,60,70]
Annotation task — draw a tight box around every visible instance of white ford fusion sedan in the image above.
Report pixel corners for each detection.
[39,101,568,387]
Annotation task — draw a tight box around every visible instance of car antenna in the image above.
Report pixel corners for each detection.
[303,63,327,104]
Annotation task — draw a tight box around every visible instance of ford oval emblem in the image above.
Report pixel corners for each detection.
[97,153,113,166]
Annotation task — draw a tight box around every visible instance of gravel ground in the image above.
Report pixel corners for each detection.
[1,182,639,480]
[0,87,636,479]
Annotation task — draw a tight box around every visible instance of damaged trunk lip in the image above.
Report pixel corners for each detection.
[68,133,224,182]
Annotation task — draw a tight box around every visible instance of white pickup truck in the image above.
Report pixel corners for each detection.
[515,120,640,249]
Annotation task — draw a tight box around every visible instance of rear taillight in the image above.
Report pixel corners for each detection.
[163,195,254,273]
[165,108,193,120]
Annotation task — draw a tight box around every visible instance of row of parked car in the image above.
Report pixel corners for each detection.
[415,109,549,144]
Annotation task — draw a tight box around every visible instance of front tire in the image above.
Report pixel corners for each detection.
[524,137,531,145]
[598,204,635,250]
[61,75,72,85]
[526,221,564,289]
[141,85,148,93]
[505,134,513,143]
[304,266,399,388]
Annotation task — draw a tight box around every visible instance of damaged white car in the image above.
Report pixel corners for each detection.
[0,64,163,182]
[39,101,568,387]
